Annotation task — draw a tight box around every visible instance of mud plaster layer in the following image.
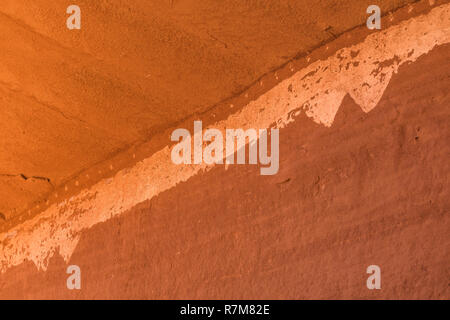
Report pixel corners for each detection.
[1,4,449,273]
[0,0,418,220]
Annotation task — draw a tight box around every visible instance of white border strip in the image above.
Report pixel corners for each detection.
[1,4,449,273]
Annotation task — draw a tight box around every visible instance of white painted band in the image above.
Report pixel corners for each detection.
[1,3,449,273]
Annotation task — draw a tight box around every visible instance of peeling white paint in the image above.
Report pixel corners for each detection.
[1,4,449,273]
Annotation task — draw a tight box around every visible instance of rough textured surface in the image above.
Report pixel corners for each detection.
[1,1,448,273]
[0,1,448,299]
[0,42,448,299]
[0,0,417,220]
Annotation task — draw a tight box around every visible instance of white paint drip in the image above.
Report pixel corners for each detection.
[1,4,449,273]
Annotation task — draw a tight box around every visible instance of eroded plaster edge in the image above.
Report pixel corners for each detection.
[1,3,449,273]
